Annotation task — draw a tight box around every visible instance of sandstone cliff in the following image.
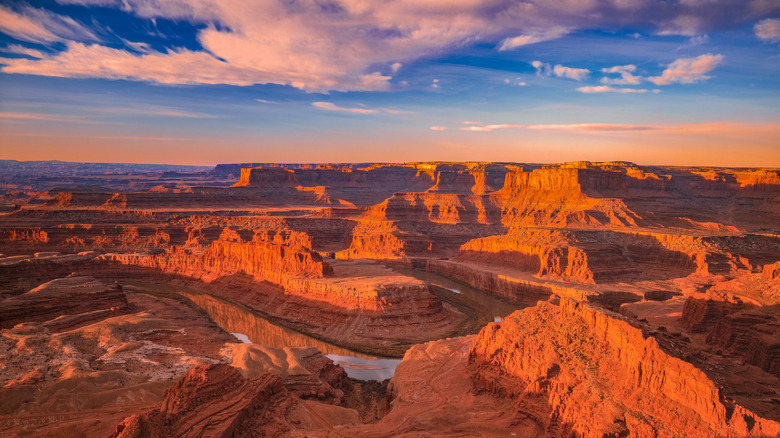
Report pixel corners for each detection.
[469,298,780,437]
[457,229,696,283]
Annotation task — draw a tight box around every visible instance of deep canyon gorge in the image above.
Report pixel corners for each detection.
[1,160,778,437]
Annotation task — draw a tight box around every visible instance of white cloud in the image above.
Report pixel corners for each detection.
[755,19,780,42]
[498,26,570,51]
[429,126,447,131]
[311,102,378,114]
[648,53,724,85]
[577,85,649,93]
[553,64,590,81]
[600,64,642,85]
[533,61,589,80]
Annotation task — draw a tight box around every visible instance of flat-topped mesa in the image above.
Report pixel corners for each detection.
[457,229,696,284]
[501,166,629,198]
[495,167,644,229]
[469,298,780,437]
[681,168,780,198]
[367,192,501,225]
[42,191,114,208]
[425,163,510,194]
[233,165,436,191]
[234,166,298,188]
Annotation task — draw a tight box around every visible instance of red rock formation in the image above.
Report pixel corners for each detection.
[469,298,780,437]
[113,365,293,438]
[101,237,460,350]
[105,229,332,286]
[682,297,780,377]
[494,167,644,229]
[458,229,696,283]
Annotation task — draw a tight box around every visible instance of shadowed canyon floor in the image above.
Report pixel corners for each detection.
[1,161,779,437]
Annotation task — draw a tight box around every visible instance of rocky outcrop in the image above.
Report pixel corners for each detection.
[682,297,780,377]
[494,167,645,229]
[113,365,293,438]
[458,229,696,283]
[340,192,503,259]
[469,298,780,437]
[233,163,438,206]
[104,230,332,287]
[0,276,128,329]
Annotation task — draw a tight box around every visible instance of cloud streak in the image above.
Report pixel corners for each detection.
[498,27,570,51]
[577,86,653,94]
[460,123,655,132]
[0,111,97,123]
[312,102,378,114]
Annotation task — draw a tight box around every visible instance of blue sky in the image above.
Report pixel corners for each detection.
[1,0,779,166]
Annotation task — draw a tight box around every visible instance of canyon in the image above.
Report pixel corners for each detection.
[1,160,778,437]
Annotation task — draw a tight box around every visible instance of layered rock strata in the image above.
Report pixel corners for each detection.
[0,276,128,329]
[469,298,780,437]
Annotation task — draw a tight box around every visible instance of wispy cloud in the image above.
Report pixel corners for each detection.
[381,108,413,115]
[498,27,570,51]
[577,86,652,94]
[0,111,95,123]
[648,53,724,85]
[461,122,656,132]
[312,102,379,114]
[461,124,524,132]
[1,44,46,58]
[429,126,448,131]
[0,4,99,43]
[527,123,655,131]
[2,42,263,86]
[677,34,709,50]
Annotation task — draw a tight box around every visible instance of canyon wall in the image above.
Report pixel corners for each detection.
[469,298,780,437]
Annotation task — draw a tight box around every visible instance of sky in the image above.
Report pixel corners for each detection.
[0,0,779,167]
